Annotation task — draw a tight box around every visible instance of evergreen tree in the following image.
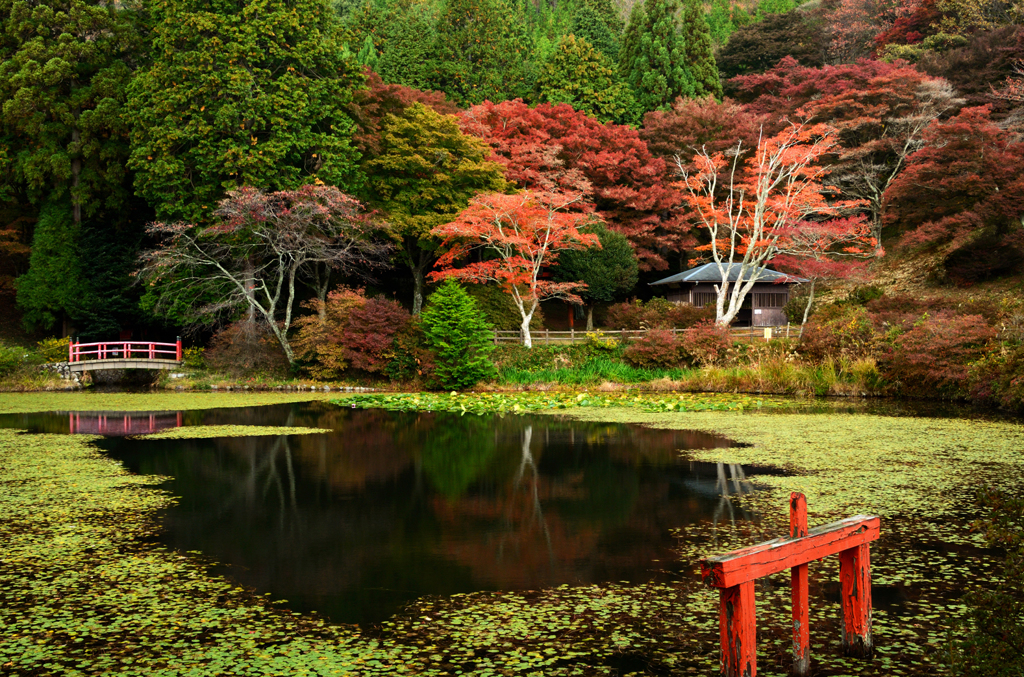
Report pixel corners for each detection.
[356,34,380,70]
[681,0,723,97]
[429,0,536,106]
[126,0,365,223]
[536,35,639,124]
[552,221,638,330]
[570,0,622,61]
[420,278,497,390]
[756,0,798,19]
[0,0,138,222]
[619,0,696,111]
[16,197,84,333]
[376,1,438,90]
[706,0,736,47]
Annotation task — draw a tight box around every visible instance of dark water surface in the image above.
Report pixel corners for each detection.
[0,401,776,625]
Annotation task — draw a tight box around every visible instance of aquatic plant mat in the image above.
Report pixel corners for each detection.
[3,394,1024,675]
[0,391,333,415]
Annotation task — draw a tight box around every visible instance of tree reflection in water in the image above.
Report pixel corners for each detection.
[45,401,784,625]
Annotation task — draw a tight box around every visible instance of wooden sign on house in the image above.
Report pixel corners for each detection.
[650,263,804,327]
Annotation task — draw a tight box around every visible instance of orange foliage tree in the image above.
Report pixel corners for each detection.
[676,123,866,325]
[429,191,599,348]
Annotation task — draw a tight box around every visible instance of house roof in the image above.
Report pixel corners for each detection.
[650,263,804,286]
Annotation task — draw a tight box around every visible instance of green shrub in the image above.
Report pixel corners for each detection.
[0,343,26,377]
[182,347,206,370]
[421,279,497,390]
[35,337,71,363]
[799,304,878,361]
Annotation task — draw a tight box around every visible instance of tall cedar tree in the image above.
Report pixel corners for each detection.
[620,0,697,111]
[0,0,138,221]
[459,99,692,270]
[362,102,508,315]
[535,35,639,125]
[706,0,737,46]
[680,0,723,98]
[126,0,364,223]
[570,0,621,61]
[716,11,824,81]
[428,0,535,107]
[552,222,639,330]
[375,0,438,91]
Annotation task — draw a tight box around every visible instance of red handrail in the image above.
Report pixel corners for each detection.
[68,339,183,363]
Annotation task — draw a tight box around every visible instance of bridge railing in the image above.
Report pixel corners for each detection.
[69,338,182,363]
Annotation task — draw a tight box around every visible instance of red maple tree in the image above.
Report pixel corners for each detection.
[883,106,1024,253]
[676,123,866,325]
[459,99,690,270]
[772,216,877,333]
[428,190,599,347]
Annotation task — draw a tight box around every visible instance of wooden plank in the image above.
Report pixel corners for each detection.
[701,515,879,588]
[720,581,757,677]
[789,493,810,677]
[840,543,873,657]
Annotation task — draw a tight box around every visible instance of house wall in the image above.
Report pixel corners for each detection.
[663,282,793,326]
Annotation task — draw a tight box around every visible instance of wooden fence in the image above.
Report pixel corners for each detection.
[491,325,795,346]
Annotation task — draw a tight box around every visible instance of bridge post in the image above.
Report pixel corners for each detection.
[177,337,182,362]
[68,338,74,363]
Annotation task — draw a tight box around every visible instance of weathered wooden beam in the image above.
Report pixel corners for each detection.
[720,580,756,677]
[789,493,810,677]
[701,515,880,589]
[840,543,873,657]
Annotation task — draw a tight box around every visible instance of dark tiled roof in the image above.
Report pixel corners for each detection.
[650,262,804,285]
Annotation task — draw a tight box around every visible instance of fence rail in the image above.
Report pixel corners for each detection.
[490,325,794,345]
[69,339,183,363]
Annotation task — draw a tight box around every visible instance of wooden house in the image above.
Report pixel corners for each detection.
[650,263,803,327]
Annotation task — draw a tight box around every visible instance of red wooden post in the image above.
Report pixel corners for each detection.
[839,543,873,657]
[176,337,182,361]
[149,342,155,359]
[790,493,810,677]
[720,581,756,677]
[68,338,74,363]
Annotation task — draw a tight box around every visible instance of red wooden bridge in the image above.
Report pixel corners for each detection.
[68,339,183,373]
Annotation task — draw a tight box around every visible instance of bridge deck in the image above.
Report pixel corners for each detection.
[69,359,182,373]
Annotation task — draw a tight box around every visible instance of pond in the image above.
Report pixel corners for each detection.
[3,393,1023,676]
[0,401,776,626]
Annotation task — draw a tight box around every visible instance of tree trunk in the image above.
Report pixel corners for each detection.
[243,261,256,324]
[521,313,533,348]
[586,305,594,331]
[798,280,816,340]
[410,247,432,316]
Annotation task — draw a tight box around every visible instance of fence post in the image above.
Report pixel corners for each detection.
[720,581,757,677]
[839,543,873,657]
[791,493,810,677]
